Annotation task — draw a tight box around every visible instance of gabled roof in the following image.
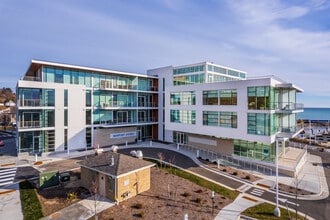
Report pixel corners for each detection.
[79,152,154,178]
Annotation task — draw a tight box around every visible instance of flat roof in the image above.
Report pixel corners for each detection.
[24,59,158,79]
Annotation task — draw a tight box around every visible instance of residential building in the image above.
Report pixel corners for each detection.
[16,60,158,154]
[17,60,304,174]
[147,62,304,169]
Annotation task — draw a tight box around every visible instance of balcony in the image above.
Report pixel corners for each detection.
[274,102,304,112]
[20,121,41,128]
[138,117,158,123]
[21,76,41,82]
[102,101,136,108]
[278,124,304,138]
[138,102,158,108]
[20,99,42,107]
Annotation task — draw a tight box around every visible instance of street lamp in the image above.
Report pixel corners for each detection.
[274,138,281,217]
[211,191,215,215]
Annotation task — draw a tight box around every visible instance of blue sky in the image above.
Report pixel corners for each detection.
[0,0,330,107]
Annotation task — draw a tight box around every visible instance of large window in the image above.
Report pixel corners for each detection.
[203,111,218,126]
[173,74,205,85]
[247,112,280,136]
[203,111,237,128]
[220,112,237,128]
[234,140,275,162]
[170,110,196,124]
[248,86,270,110]
[203,89,237,105]
[170,91,196,105]
[220,89,237,105]
[203,90,218,105]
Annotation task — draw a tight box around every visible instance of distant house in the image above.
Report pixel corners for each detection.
[79,152,154,203]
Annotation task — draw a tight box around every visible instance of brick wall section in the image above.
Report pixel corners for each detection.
[116,168,151,202]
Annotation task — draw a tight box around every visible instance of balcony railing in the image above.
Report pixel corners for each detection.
[20,99,42,107]
[101,102,157,108]
[280,124,304,134]
[274,102,304,111]
[138,102,158,107]
[20,121,41,128]
[21,76,41,82]
[138,117,158,123]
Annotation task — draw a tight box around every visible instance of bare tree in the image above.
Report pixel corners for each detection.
[90,178,99,220]
[157,152,165,169]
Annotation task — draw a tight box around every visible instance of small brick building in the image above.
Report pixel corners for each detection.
[79,152,154,202]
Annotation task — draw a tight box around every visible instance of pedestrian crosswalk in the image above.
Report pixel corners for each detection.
[0,167,17,187]
[250,188,264,197]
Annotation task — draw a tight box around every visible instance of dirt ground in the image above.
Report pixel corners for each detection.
[97,167,232,220]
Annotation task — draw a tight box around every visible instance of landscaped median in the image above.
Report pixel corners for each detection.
[242,203,305,220]
[19,180,43,220]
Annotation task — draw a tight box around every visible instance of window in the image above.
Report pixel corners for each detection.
[64,109,68,126]
[248,86,270,110]
[170,110,196,124]
[64,89,68,107]
[86,90,91,107]
[203,111,218,126]
[64,129,68,150]
[220,112,237,128]
[220,89,237,105]
[203,90,218,105]
[170,91,195,105]
[248,113,271,135]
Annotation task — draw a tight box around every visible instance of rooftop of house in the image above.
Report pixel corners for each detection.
[79,152,155,177]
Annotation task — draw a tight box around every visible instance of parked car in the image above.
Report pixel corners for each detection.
[0,139,4,146]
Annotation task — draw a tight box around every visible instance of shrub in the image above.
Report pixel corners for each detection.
[222,169,227,172]
[195,189,203,193]
[138,211,145,218]
[182,192,191,197]
[67,192,78,201]
[245,175,251,180]
[135,203,143,209]
[195,197,202,204]
[232,171,238,176]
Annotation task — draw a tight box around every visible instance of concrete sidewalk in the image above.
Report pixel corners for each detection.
[40,196,114,220]
[215,193,262,220]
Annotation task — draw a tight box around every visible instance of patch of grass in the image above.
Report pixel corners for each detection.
[19,180,43,220]
[146,159,239,200]
[242,203,305,220]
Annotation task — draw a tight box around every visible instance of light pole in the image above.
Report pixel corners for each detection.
[274,138,280,217]
[211,191,215,215]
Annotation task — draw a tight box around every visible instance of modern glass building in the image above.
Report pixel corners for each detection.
[147,62,304,164]
[17,60,303,168]
[17,60,158,154]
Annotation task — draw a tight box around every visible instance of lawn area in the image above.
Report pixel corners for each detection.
[19,180,43,220]
[242,203,305,220]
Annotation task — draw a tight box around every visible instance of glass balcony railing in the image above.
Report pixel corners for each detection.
[20,99,42,107]
[20,121,41,128]
[280,124,304,134]
[138,102,158,107]
[138,117,158,123]
[274,102,304,111]
[21,76,41,81]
